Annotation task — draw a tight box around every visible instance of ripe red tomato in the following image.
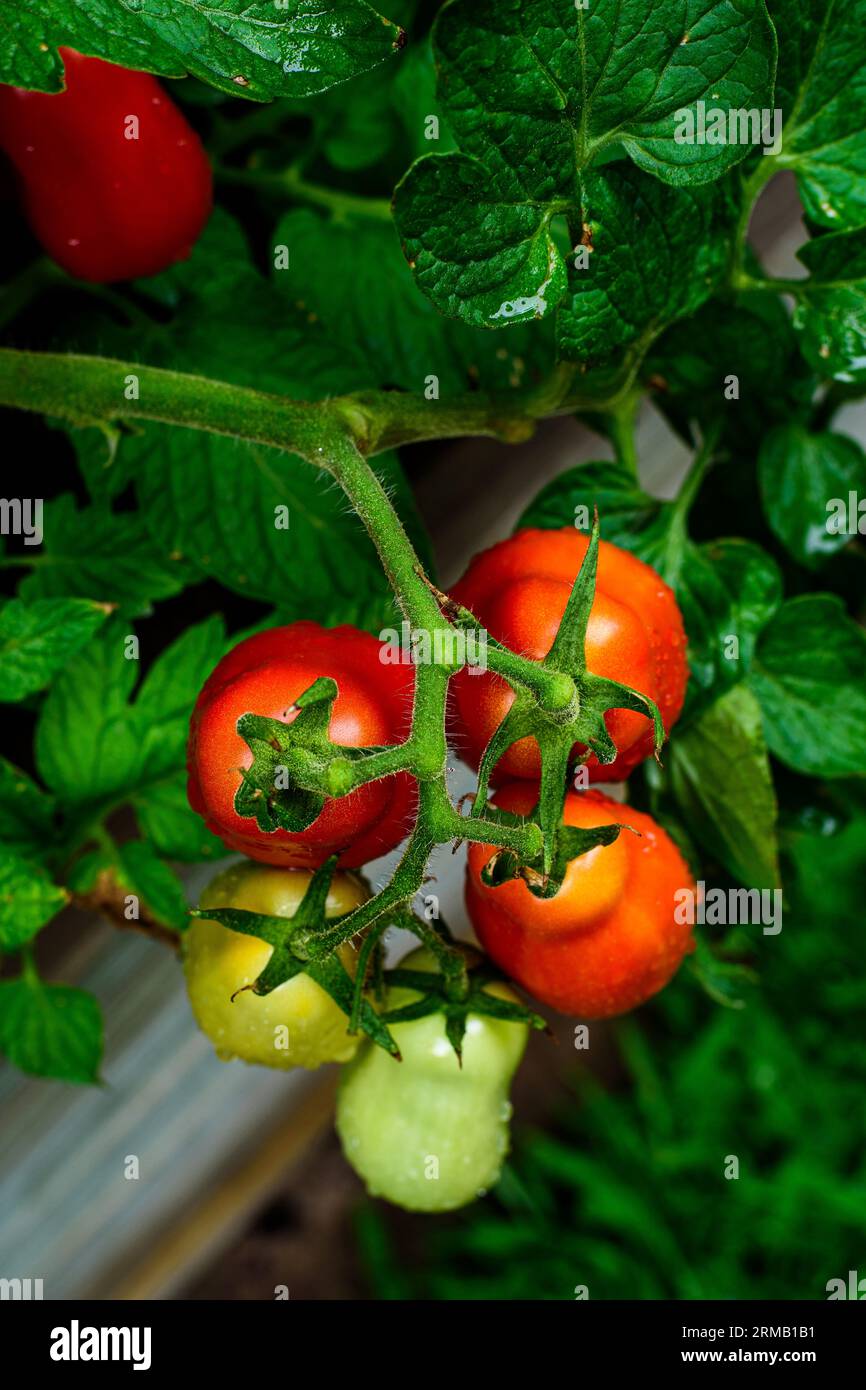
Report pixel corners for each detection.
[0,49,212,282]
[187,622,415,869]
[465,783,696,1018]
[450,527,687,782]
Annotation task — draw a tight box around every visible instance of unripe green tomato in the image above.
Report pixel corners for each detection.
[336,948,528,1213]
[185,861,368,1070]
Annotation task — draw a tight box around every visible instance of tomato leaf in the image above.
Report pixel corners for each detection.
[133,206,253,308]
[35,617,229,860]
[748,595,866,776]
[287,35,448,174]
[3,1,405,100]
[758,425,866,568]
[132,775,225,863]
[557,168,733,362]
[0,975,103,1084]
[16,494,189,614]
[133,429,424,629]
[118,245,436,623]
[434,0,775,185]
[765,0,866,231]
[792,228,866,383]
[668,683,780,890]
[35,618,142,807]
[0,849,68,949]
[664,540,783,718]
[0,597,110,702]
[519,460,658,541]
[271,210,554,395]
[689,935,759,1011]
[647,293,815,447]
[0,759,59,861]
[116,840,189,932]
[67,425,134,503]
[393,0,774,342]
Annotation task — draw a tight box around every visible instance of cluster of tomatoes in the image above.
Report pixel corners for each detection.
[0,52,695,1210]
[186,530,695,1210]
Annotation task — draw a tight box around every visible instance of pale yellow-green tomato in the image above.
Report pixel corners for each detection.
[185,861,368,1070]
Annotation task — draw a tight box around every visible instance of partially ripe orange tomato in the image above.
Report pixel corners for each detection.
[450,527,688,782]
[465,784,696,1018]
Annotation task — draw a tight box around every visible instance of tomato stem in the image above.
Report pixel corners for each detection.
[0,345,649,460]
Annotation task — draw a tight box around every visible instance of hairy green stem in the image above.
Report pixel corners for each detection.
[328,438,445,631]
[422,778,543,857]
[327,744,417,795]
[0,348,541,460]
[0,334,659,465]
[464,635,576,713]
[308,822,435,957]
[393,907,468,1001]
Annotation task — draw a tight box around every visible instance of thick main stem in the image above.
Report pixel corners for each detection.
[0,348,539,462]
[0,342,656,464]
[328,438,445,632]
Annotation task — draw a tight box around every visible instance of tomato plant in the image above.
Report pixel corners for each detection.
[0,0,864,1264]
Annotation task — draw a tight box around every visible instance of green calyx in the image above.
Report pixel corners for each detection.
[234,676,408,832]
[468,516,664,878]
[380,951,547,1065]
[480,813,635,901]
[189,856,399,1057]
